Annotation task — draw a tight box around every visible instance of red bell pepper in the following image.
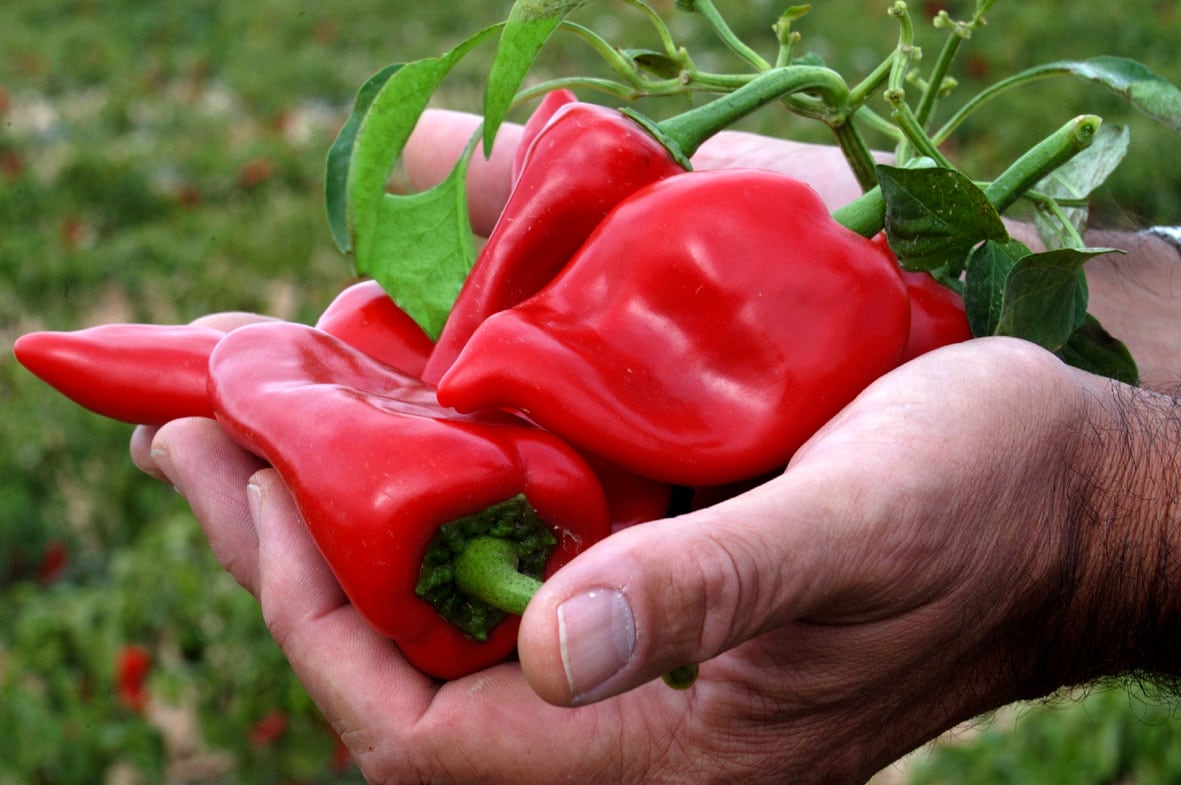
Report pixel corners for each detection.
[423,66,849,384]
[13,324,223,425]
[314,278,435,377]
[436,168,912,486]
[207,321,611,679]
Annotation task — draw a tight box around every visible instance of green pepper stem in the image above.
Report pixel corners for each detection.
[453,536,543,616]
[830,186,886,238]
[452,537,700,691]
[643,65,849,165]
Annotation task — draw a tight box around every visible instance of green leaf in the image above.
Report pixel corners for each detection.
[878,165,1008,272]
[349,26,497,266]
[996,246,1118,350]
[1034,56,1181,134]
[1033,123,1129,246]
[483,0,588,152]
[963,238,1028,337]
[1055,314,1139,385]
[360,131,481,340]
[325,63,402,254]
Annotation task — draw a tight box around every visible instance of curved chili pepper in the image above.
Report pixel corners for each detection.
[314,279,435,377]
[13,324,222,425]
[436,168,912,486]
[424,67,845,384]
[208,321,611,679]
[509,89,577,185]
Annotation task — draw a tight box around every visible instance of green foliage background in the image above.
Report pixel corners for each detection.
[1,1,1179,783]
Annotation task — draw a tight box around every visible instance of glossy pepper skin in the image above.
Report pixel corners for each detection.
[208,321,611,679]
[437,168,912,486]
[509,89,577,184]
[13,324,223,425]
[13,287,436,427]
[900,270,973,361]
[421,100,687,384]
[314,279,435,377]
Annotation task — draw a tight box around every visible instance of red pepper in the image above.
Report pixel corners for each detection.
[314,279,435,377]
[115,644,153,713]
[13,324,222,425]
[900,270,973,361]
[871,233,973,361]
[509,89,577,184]
[436,168,911,486]
[13,287,435,426]
[208,321,611,679]
[421,100,686,383]
[423,67,843,384]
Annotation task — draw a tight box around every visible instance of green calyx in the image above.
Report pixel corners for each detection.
[415,494,555,642]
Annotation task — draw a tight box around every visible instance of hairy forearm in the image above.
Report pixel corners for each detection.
[1054,375,1181,690]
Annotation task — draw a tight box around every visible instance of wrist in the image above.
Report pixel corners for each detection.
[1049,375,1181,687]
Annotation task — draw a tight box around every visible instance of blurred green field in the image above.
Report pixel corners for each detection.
[2,1,1180,783]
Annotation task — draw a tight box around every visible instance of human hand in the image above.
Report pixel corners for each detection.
[130,108,1181,784]
[134,335,1153,784]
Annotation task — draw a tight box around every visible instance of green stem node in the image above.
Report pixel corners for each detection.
[985,115,1102,214]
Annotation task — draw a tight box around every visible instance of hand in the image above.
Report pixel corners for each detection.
[132,109,1181,784]
[134,335,1157,784]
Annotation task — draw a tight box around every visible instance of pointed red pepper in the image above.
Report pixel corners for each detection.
[208,321,611,679]
[436,168,911,486]
[423,66,850,383]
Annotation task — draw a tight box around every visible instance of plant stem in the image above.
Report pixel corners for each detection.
[651,65,849,163]
[559,21,649,88]
[619,0,684,61]
[453,537,542,616]
[679,0,772,71]
[830,186,886,237]
[984,114,1102,214]
[932,64,1067,145]
[831,121,880,191]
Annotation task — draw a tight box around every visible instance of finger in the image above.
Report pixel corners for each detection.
[151,417,266,594]
[403,108,522,237]
[129,425,164,480]
[189,311,279,332]
[517,476,851,706]
[247,469,437,744]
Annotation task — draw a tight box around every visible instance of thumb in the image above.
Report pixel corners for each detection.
[518,476,842,706]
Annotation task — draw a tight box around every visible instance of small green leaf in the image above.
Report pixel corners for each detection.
[483,0,588,153]
[1033,56,1181,134]
[963,238,1027,337]
[325,63,402,254]
[624,49,683,79]
[996,247,1118,350]
[360,131,481,340]
[1033,123,1129,245]
[1056,314,1139,385]
[878,165,1008,272]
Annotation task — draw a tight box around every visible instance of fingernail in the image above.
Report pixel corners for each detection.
[149,447,184,497]
[246,481,264,522]
[557,588,635,704]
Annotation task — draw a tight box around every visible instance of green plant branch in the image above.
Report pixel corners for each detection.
[984,114,1102,213]
[831,120,880,191]
[932,65,1066,144]
[914,16,966,127]
[558,21,650,88]
[677,0,772,71]
[619,0,684,62]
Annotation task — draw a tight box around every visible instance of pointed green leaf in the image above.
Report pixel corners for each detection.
[360,131,481,340]
[1055,314,1139,385]
[878,165,1008,272]
[483,0,588,152]
[325,63,403,254]
[348,26,498,271]
[963,238,1028,337]
[1031,56,1181,134]
[996,247,1118,350]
